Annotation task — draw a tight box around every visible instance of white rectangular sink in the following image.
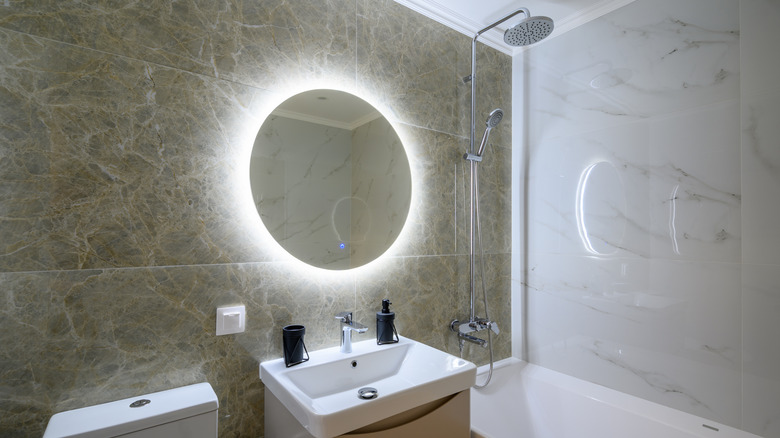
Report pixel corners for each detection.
[259,336,476,438]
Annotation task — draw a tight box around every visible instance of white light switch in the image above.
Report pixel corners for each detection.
[216,305,246,335]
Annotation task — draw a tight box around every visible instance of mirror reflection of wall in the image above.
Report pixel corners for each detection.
[250,90,411,270]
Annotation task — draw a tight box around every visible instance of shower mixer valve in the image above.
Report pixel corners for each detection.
[453,317,499,335]
[450,317,499,348]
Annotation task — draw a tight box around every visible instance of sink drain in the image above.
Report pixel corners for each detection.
[357,387,378,400]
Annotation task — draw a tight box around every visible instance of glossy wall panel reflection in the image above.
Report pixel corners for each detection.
[522,0,747,431]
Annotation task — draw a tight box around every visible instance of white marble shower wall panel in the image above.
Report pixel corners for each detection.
[740,1,780,437]
[525,253,742,424]
[525,0,739,144]
[519,0,780,435]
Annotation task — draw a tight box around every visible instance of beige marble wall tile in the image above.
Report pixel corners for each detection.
[457,44,514,151]
[466,134,513,255]
[356,2,513,147]
[0,268,247,436]
[0,262,359,436]
[355,255,463,352]
[0,28,278,272]
[455,253,513,367]
[398,119,510,257]
[354,252,511,367]
[0,1,512,436]
[0,0,358,91]
[452,130,513,263]
[356,0,465,135]
[394,123,466,257]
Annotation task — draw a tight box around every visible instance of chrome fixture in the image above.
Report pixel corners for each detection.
[452,105,505,387]
[464,109,505,162]
[503,14,554,47]
[454,317,500,336]
[465,7,554,153]
[357,387,378,400]
[335,312,367,353]
[450,320,489,348]
[477,109,504,156]
[455,7,554,388]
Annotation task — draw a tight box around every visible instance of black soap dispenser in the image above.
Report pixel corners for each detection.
[376,299,399,344]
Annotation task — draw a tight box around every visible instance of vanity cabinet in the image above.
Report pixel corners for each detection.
[265,388,470,438]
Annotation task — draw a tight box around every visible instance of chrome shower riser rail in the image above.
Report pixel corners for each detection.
[467,8,531,326]
[455,6,554,389]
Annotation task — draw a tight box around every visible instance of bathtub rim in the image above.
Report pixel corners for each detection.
[471,359,763,438]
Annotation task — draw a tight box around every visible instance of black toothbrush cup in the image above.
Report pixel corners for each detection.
[282,324,309,367]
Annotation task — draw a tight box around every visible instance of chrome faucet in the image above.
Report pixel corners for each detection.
[335,312,368,353]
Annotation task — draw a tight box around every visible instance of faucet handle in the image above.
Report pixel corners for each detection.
[335,312,353,323]
[487,321,500,335]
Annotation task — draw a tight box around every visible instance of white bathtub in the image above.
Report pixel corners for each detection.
[470,359,762,438]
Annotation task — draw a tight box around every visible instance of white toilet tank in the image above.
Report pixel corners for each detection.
[43,382,218,438]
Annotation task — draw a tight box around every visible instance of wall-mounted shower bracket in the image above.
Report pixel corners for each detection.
[463,153,482,162]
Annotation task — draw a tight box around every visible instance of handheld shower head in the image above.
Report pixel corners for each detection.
[504,15,554,46]
[486,108,504,128]
[476,109,503,157]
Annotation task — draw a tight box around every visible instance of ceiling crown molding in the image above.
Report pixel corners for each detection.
[394,0,513,54]
[394,0,637,56]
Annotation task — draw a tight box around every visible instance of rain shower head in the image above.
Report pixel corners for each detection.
[503,15,554,46]
[476,109,503,157]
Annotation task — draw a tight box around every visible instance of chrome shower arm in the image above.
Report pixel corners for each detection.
[469,7,530,154]
[474,8,530,38]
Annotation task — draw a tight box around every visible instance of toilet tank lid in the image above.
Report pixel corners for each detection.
[43,382,218,438]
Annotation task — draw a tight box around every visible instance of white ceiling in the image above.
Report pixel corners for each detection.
[274,89,382,130]
[395,0,636,55]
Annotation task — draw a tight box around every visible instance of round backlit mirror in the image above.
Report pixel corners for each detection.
[250,90,411,270]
